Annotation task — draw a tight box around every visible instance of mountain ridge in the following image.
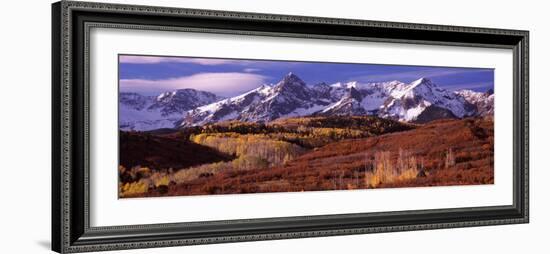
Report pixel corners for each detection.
[120,73,494,131]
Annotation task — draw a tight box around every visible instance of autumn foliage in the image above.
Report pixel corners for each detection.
[118,116,494,198]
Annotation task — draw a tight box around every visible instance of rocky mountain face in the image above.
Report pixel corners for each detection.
[377,78,477,122]
[455,89,494,117]
[119,89,222,131]
[181,73,335,127]
[150,89,223,116]
[120,73,494,130]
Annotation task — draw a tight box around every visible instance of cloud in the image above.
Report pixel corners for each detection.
[243,68,261,73]
[119,55,246,65]
[351,68,493,83]
[120,72,268,96]
[119,55,309,69]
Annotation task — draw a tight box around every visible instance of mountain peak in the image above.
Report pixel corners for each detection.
[156,88,221,102]
[281,72,305,85]
[274,73,307,95]
[316,82,328,86]
[347,87,363,101]
[410,77,433,87]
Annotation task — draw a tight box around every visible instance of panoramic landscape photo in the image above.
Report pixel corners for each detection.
[118,54,495,198]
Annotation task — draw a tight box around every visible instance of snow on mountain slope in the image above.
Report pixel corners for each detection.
[182,73,335,126]
[455,89,494,117]
[182,88,263,126]
[150,89,223,116]
[119,89,222,131]
[321,87,367,116]
[121,73,494,130]
[378,78,476,122]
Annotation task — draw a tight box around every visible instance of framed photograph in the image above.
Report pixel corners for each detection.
[52,1,529,253]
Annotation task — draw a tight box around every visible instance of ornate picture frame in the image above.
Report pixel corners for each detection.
[52,1,529,253]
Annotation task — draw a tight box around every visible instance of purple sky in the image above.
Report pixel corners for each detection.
[119,54,494,97]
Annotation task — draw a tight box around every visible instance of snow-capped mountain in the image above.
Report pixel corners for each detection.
[120,73,494,130]
[321,80,408,116]
[119,89,222,131]
[182,73,334,126]
[150,89,223,116]
[378,78,476,122]
[455,89,494,117]
[321,87,369,116]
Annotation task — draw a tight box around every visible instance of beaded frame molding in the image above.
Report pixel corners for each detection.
[52,1,529,253]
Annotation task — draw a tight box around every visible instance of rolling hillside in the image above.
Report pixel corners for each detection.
[119,131,234,176]
[123,117,493,197]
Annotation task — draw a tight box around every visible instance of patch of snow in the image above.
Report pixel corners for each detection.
[281,104,327,118]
